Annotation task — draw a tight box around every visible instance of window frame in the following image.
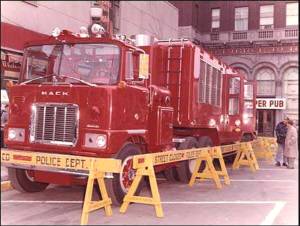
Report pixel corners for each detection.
[211,8,221,30]
[286,2,299,26]
[259,5,274,29]
[234,7,249,31]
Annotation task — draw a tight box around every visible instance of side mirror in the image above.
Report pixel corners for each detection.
[138,54,149,80]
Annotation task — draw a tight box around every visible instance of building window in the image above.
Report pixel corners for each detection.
[235,7,248,31]
[235,68,248,79]
[286,2,299,26]
[211,8,220,30]
[256,68,275,96]
[260,5,274,29]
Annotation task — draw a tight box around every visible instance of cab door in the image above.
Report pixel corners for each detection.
[221,74,244,142]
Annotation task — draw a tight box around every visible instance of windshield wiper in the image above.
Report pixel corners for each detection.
[20,74,56,85]
[58,74,97,87]
[20,74,97,87]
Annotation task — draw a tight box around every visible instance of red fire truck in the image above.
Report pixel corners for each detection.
[3,28,256,205]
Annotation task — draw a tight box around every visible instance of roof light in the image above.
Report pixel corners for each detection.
[52,27,61,37]
[91,23,105,35]
[79,26,89,38]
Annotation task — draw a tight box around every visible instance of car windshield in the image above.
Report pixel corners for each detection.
[22,43,120,85]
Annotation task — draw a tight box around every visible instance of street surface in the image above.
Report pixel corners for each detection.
[1,159,298,225]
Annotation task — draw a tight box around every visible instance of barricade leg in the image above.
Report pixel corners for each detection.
[81,165,113,225]
[213,147,230,185]
[120,158,163,218]
[232,142,259,172]
[188,150,222,189]
[188,158,202,187]
[232,149,242,170]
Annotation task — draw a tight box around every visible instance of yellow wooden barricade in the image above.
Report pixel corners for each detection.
[80,158,121,225]
[189,147,230,188]
[120,146,227,217]
[120,156,164,217]
[252,137,277,161]
[232,142,259,172]
[0,149,121,226]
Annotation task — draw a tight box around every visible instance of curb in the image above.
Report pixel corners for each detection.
[1,181,13,192]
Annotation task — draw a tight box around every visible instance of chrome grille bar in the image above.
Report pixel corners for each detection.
[30,103,79,146]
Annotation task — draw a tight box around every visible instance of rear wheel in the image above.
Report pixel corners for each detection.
[175,137,200,183]
[105,143,145,206]
[163,167,179,182]
[8,168,49,192]
[176,136,213,183]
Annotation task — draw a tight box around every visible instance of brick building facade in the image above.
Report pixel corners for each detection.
[171,1,299,136]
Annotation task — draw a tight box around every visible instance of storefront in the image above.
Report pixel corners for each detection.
[1,49,22,89]
[256,98,286,137]
[1,22,48,90]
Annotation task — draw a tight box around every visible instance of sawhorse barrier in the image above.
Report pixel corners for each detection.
[189,146,230,188]
[0,149,121,225]
[120,146,230,217]
[252,137,277,161]
[1,138,276,223]
[232,142,259,172]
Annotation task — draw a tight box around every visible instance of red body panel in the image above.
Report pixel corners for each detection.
[4,32,256,184]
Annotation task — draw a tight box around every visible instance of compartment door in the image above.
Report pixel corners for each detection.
[156,106,173,145]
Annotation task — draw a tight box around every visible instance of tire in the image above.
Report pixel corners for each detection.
[195,136,215,171]
[175,137,200,183]
[163,167,179,182]
[8,168,49,192]
[105,143,145,206]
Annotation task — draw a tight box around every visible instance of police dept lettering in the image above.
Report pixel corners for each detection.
[1,151,90,170]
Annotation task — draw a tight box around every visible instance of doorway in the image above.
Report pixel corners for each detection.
[257,110,276,137]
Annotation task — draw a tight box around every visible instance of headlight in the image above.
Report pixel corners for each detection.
[8,128,25,142]
[96,135,106,147]
[235,119,241,127]
[84,133,107,149]
[208,119,216,127]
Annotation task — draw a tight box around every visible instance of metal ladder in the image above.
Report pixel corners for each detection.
[166,39,184,122]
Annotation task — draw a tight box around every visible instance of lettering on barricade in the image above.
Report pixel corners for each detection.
[35,155,88,169]
[1,152,11,161]
[36,156,63,167]
[153,149,204,165]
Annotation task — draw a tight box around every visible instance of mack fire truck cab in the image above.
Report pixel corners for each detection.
[3,28,256,205]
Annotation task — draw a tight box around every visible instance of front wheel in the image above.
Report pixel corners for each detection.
[8,168,49,192]
[105,143,145,206]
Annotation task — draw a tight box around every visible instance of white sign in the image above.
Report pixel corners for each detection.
[256,98,286,109]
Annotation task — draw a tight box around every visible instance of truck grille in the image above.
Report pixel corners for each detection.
[30,104,79,146]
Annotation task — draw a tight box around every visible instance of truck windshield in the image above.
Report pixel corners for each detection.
[21,44,120,85]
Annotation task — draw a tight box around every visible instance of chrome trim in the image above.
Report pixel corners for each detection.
[126,129,147,134]
[172,138,186,143]
[29,103,79,147]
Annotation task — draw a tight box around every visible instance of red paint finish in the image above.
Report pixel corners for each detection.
[5,31,256,185]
